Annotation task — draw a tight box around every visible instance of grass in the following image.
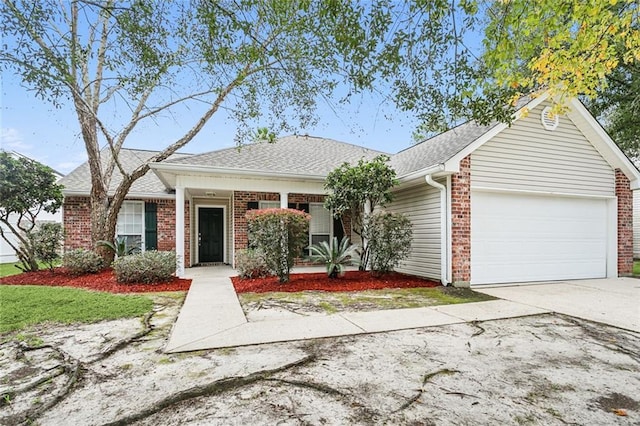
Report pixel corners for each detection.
[0,285,153,334]
[238,286,495,314]
[0,262,26,278]
[633,260,640,276]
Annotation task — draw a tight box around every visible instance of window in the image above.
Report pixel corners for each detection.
[309,203,331,247]
[116,201,144,253]
[259,201,280,209]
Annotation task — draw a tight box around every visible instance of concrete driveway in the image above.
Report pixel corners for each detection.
[474,277,640,332]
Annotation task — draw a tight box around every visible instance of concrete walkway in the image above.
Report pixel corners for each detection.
[474,278,640,332]
[165,267,548,353]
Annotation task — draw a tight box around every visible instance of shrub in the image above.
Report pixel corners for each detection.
[96,237,138,258]
[363,212,413,276]
[246,208,311,283]
[235,249,272,279]
[63,248,104,275]
[308,236,360,278]
[113,250,177,284]
[28,222,64,271]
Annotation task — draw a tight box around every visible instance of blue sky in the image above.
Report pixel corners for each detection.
[1,69,420,175]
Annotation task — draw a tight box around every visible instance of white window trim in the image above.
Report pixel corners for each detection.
[116,200,145,252]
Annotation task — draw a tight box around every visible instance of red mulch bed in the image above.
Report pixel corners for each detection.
[0,268,192,294]
[232,270,439,294]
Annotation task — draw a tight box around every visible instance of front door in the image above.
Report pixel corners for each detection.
[198,207,224,263]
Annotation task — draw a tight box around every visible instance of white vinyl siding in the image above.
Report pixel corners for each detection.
[471,102,615,197]
[387,183,441,280]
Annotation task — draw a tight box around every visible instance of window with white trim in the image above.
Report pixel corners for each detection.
[259,201,280,209]
[309,203,331,246]
[116,201,144,253]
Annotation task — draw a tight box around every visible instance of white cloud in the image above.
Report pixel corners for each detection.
[0,127,32,151]
[56,151,87,174]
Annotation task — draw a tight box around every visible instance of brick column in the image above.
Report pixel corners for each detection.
[451,155,471,286]
[615,169,633,276]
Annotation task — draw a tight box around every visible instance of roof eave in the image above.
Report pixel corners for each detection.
[62,190,176,199]
[149,162,327,188]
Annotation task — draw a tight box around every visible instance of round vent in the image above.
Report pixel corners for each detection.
[541,106,559,131]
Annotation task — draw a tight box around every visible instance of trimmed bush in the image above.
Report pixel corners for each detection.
[235,249,272,279]
[363,212,413,276]
[29,222,64,271]
[63,248,104,275]
[246,208,310,283]
[113,250,177,284]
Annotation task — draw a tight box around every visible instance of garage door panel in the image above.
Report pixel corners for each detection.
[471,192,608,285]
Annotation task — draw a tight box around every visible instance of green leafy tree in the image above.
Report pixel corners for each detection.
[246,208,310,283]
[587,60,640,159]
[0,0,394,263]
[324,155,398,269]
[363,212,413,277]
[0,151,64,272]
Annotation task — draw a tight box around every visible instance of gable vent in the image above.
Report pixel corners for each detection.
[541,106,559,131]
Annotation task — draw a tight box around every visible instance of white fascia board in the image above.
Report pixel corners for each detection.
[567,98,640,189]
[398,164,447,183]
[149,162,326,187]
[444,93,551,169]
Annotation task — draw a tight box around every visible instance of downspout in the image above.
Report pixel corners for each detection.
[425,174,449,286]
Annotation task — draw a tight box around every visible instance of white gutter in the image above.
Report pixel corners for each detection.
[425,173,449,286]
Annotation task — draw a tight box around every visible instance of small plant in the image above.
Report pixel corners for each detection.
[29,222,64,271]
[363,212,413,277]
[63,248,103,275]
[308,236,360,278]
[235,249,272,279]
[97,237,138,258]
[113,250,176,283]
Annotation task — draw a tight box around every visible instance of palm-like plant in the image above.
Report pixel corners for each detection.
[308,236,360,278]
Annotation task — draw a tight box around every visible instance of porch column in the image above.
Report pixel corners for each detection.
[280,191,288,208]
[176,186,185,277]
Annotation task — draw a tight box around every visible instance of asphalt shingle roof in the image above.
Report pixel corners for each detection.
[59,148,192,195]
[390,121,498,177]
[166,135,387,176]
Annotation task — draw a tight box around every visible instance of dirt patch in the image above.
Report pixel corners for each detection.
[0,268,191,293]
[1,302,639,425]
[232,270,439,293]
[594,393,639,414]
[239,286,495,319]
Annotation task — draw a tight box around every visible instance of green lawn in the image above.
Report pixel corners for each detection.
[634,260,640,276]
[0,285,153,334]
[0,262,26,278]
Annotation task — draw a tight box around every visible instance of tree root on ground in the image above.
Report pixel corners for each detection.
[392,368,460,413]
[88,311,155,363]
[100,354,318,426]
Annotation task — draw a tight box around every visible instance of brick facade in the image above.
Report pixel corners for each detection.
[62,196,190,265]
[615,169,633,276]
[450,155,471,286]
[63,197,92,250]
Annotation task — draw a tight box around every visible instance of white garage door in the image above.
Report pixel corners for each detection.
[471,191,609,285]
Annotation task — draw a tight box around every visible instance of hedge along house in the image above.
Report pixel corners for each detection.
[60,92,639,286]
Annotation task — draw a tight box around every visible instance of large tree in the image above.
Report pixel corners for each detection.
[0,151,64,271]
[2,0,638,261]
[0,0,392,261]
